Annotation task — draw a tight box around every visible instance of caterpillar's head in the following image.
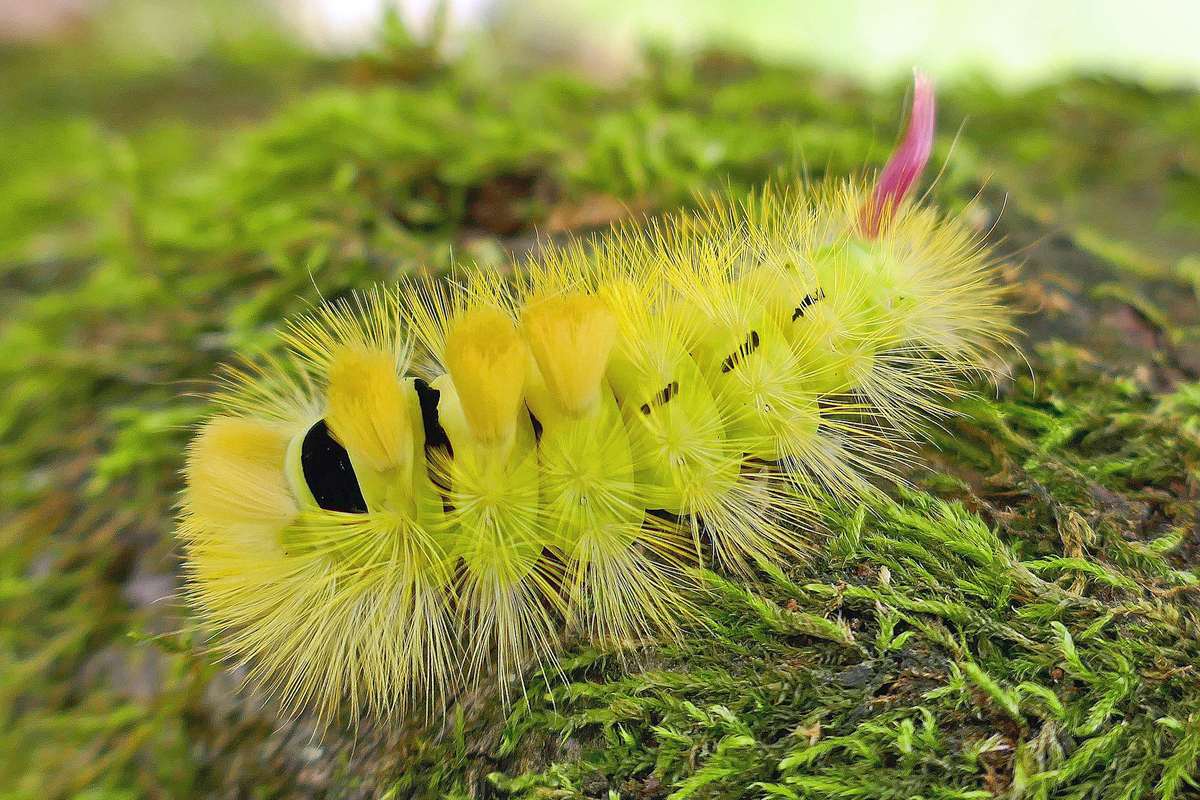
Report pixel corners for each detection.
[189,364,428,569]
[185,416,297,559]
[181,297,466,723]
[185,294,438,559]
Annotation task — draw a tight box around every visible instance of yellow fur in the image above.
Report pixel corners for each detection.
[326,346,414,476]
[520,292,618,419]
[444,306,528,448]
[186,417,296,530]
[177,177,1013,727]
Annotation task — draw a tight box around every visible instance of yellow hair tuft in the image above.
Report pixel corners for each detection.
[186,416,296,529]
[520,292,617,418]
[325,345,414,477]
[444,306,528,447]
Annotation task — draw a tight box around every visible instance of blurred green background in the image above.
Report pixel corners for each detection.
[3,2,1200,798]
[519,0,1200,87]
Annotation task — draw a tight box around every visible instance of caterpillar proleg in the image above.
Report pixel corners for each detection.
[178,72,1013,724]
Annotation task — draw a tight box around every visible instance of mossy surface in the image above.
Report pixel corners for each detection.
[3,27,1200,800]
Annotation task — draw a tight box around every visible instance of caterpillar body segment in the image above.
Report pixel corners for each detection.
[598,293,811,574]
[178,74,1014,723]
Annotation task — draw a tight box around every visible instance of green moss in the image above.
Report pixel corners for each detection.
[476,363,1200,799]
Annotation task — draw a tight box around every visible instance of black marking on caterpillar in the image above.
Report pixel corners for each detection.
[639,381,680,415]
[528,410,544,440]
[413,377,452,455]
[721,331,761,373]
[792,288,827,320]
[301,420,368,514]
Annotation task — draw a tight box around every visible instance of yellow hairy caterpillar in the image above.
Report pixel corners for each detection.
[178,73,1013,724]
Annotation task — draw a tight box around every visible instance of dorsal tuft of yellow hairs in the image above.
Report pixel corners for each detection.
[178,73,1014,725]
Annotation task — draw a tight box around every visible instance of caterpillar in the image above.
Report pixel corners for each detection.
[178,72,1013,724]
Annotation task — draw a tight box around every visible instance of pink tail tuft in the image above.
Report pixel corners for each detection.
[860,70,936,237]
